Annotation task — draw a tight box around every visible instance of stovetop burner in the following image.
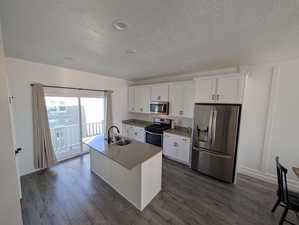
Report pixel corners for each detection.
[145,118,171,134]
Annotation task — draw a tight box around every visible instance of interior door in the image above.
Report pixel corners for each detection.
[210,105,240,155]
[8,89,22,198]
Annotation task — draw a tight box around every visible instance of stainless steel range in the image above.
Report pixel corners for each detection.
[145,118,171,147]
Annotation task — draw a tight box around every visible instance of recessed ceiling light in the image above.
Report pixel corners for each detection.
[112,20,128,31]
[64,56,73,61]
[126,49,137,54]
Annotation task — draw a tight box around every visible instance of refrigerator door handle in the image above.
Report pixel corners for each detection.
[211,109,217,145]
[208,110,214,144]
[200,149,232,159]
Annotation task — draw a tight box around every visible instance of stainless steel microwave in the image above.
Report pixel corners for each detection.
[150,101,169,114]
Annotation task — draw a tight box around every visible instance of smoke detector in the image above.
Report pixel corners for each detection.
[112,20,128,31]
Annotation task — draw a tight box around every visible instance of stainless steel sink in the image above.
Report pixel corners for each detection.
[115,139,131,146]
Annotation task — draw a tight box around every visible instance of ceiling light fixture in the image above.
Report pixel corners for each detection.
[126,49,137,54]
[112,20,128,31]
[64,56,73,61]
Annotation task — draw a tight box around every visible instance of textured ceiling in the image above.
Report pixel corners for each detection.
[1,0,299,80]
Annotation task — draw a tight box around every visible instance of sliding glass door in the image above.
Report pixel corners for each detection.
[45,93,105,161]
[81,97,105,152]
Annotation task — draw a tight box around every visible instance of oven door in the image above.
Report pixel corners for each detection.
[150,102,169,114]
[145,131,163,147]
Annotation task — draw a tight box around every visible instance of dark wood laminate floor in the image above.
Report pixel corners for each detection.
[21,154,298,225]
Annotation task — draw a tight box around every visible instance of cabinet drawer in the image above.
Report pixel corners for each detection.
[164,133,190,143]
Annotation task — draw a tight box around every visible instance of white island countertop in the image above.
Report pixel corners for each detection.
[82,135,161,169]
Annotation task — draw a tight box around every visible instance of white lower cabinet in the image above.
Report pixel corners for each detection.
[123,124,145,143]
[163,133,191,165]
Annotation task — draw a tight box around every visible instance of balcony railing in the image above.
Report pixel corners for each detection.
[50,121,104,159]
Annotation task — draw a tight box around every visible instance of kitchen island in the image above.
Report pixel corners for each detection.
[83,135,162,211]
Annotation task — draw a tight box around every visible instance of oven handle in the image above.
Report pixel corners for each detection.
[145,131,163,136]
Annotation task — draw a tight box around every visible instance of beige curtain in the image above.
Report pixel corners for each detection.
[104,91,113,136]
[32,83,57,169]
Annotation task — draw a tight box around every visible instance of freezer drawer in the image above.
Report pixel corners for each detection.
[191,148,236,183]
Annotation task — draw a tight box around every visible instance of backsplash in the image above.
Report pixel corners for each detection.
[128,113,193,128]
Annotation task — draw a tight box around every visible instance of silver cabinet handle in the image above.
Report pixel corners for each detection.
[212,109,217,145]
[179,110,184,115]
[211,95,215,101]
[157,96,161,100]
[173,142,178,147]
[208,110,214,144]
[146,131,163,136]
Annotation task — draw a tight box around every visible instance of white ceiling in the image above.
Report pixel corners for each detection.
[1,0,299,80]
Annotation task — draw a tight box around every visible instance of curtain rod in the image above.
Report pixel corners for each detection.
[30,84,112,93]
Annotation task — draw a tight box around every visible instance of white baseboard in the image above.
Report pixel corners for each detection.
[238,166,299,191]
[20,168,41,177]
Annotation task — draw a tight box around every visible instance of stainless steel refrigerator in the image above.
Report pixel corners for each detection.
[191,104,241,183]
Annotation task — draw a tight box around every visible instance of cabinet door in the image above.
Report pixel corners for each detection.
[195,77,217,103]
[122,124,127,137]
[134,86,151,113]
[216,75,244,103]
[128,87,135,112]
[169,81,194,118]
[163,133,174,157]
[169,83,184,117]
[182,81,195,118]
[132,127,139,141]
[151,84,169,101]
[126,125,135,139]
[177,137,191,164]
[135,127,145,143]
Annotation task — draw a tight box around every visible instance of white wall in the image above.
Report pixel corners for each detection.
[0,23,23,225]
[238,66,273,172]
[238,62,299,189]
[266,60,299,180]
[6,57,130,176]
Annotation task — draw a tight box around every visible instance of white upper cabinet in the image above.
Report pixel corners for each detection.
[128,87,135,112]
[195,74,244,104]
[169,81,195,118]
[151,84,169,102]
[195,77,217,103]
[134,85,151,113]
[217,74,244,103]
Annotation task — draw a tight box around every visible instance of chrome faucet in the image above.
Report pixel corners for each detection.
[107,125,120,144]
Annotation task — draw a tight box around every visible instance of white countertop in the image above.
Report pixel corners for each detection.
[83,135,161,169]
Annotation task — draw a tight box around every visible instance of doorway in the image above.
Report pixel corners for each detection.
[45,94,105,161]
